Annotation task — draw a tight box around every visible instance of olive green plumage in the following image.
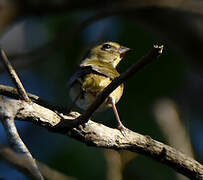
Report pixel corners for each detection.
[68,41,130,130]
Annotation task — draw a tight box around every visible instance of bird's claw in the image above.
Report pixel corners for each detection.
[117,124,129,138]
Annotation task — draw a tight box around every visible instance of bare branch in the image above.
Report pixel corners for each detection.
[0,96,44,180]
[0,95,202,179]
[0,49,44,179]
[0,48,30,102]
[0,84,67,113]
[0,144,77,180]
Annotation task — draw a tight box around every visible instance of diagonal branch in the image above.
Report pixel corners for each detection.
[0,48,30,102]
[0,96,202,180]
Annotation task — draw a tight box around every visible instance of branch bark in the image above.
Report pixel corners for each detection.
[0,48,30,102]
[0,84,67,113]
[0,95,202,180]
[0,116,44,180]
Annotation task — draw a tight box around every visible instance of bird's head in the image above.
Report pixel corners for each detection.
[85,41,130,68]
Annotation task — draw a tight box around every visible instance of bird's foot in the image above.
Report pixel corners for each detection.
[117,124,129,138]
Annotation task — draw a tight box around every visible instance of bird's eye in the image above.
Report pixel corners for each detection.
[102,44,112,50]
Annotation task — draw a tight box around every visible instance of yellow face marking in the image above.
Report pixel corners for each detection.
[84,41,122,67]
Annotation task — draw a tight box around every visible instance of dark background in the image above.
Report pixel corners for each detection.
[0,1,203,179]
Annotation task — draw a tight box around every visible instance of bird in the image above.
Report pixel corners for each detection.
[67,41,130,130]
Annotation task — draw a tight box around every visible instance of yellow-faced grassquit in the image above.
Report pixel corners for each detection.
[68,41,130,130]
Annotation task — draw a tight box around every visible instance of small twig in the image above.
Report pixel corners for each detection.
[75,45,163,126]
[0,144,76,180]
[0,48,30,102]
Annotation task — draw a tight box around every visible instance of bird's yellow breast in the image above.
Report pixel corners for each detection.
[82,74,111,94]
[69,73,123,111]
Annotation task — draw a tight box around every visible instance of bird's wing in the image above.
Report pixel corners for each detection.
[67,58,120,88]
[80,59,120,80]
[67,66,107,88]
[89,64,120,80]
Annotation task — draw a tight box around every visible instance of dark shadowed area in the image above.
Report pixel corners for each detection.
[0,1,203,180]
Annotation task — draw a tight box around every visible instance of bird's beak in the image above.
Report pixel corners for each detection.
[118,46,131,57]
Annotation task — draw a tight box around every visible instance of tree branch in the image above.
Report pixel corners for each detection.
[0,84,67,113]
[0,144,77,180]
[0,48,30,102]
[0,95,202,179]
[0,49,43,180]
[0,96,44,180]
